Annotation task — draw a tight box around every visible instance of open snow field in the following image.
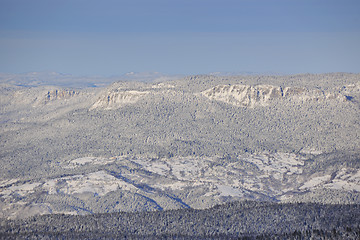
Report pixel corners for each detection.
[1,152,359,219]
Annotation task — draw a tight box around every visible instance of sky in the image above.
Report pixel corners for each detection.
[0,0,360,76]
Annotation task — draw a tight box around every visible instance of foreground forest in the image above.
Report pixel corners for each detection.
[1,201,359,239]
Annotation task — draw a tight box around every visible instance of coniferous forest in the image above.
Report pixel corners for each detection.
[1,201,360,239]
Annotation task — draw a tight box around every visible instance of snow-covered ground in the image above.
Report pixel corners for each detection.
[0,170,135,200]
[119,154,359,197]
[300,175,331,190]
[1,182,42,197]
[64,157,115,168]
[241,153,305,180]
[3,154,358,201]
[1,154,359,219]
[42,171,136,196]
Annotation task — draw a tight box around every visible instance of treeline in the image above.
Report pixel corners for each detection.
[1,201,359,239]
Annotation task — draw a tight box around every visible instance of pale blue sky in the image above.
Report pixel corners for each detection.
[0,0,359,76]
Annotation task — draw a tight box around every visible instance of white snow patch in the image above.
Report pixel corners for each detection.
[324,180,360,191]
[321,168,360,192]
[132,158,170,176]
[216,185,244,197]
[1,182,42,197]
[64,157,115,168]
[242,153,304,180]
[168,158,203,180]
[128,154,308,196]
[348,170,360,182]
[71,157,95,165]
[41,171,136,196]
[0,179,18,188]
[151,83,175,89]
[156,182,189,191]
[301,148,323,155]
[300,175,331,190]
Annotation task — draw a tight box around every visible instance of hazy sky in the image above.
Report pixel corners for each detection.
[0,0,359,76]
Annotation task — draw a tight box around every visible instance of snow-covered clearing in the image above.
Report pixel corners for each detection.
[42,171,135,196]
[216,185,244,197]
[300,175,331,190]
[64,157,115,168]
[1,154,359,216]
[1,171,136,199]
[132,158,170,176]
[128,154,309,197]
[1,182,42,197]
[241,153,304,180]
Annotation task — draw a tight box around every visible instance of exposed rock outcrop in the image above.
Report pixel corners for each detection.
[9,88,80,107]
[44,89,79,103]
[201,84,349,107]
[31,89,80,106]
[90,90,150,110]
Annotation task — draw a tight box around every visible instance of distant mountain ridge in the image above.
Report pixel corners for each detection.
[0,71,183,88]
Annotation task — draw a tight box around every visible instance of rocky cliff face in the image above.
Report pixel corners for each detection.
[7,88,81,107]
[201,84,348,107]
[44,89,79,103]
[90,90,150,110]
[30,89,80,107]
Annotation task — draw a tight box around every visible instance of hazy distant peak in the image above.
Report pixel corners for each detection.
[119,71,184,83]
[208,71,282,76]
[0,71,183,88]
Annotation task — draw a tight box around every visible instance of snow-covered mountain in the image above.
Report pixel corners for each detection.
[0,73,359,219]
